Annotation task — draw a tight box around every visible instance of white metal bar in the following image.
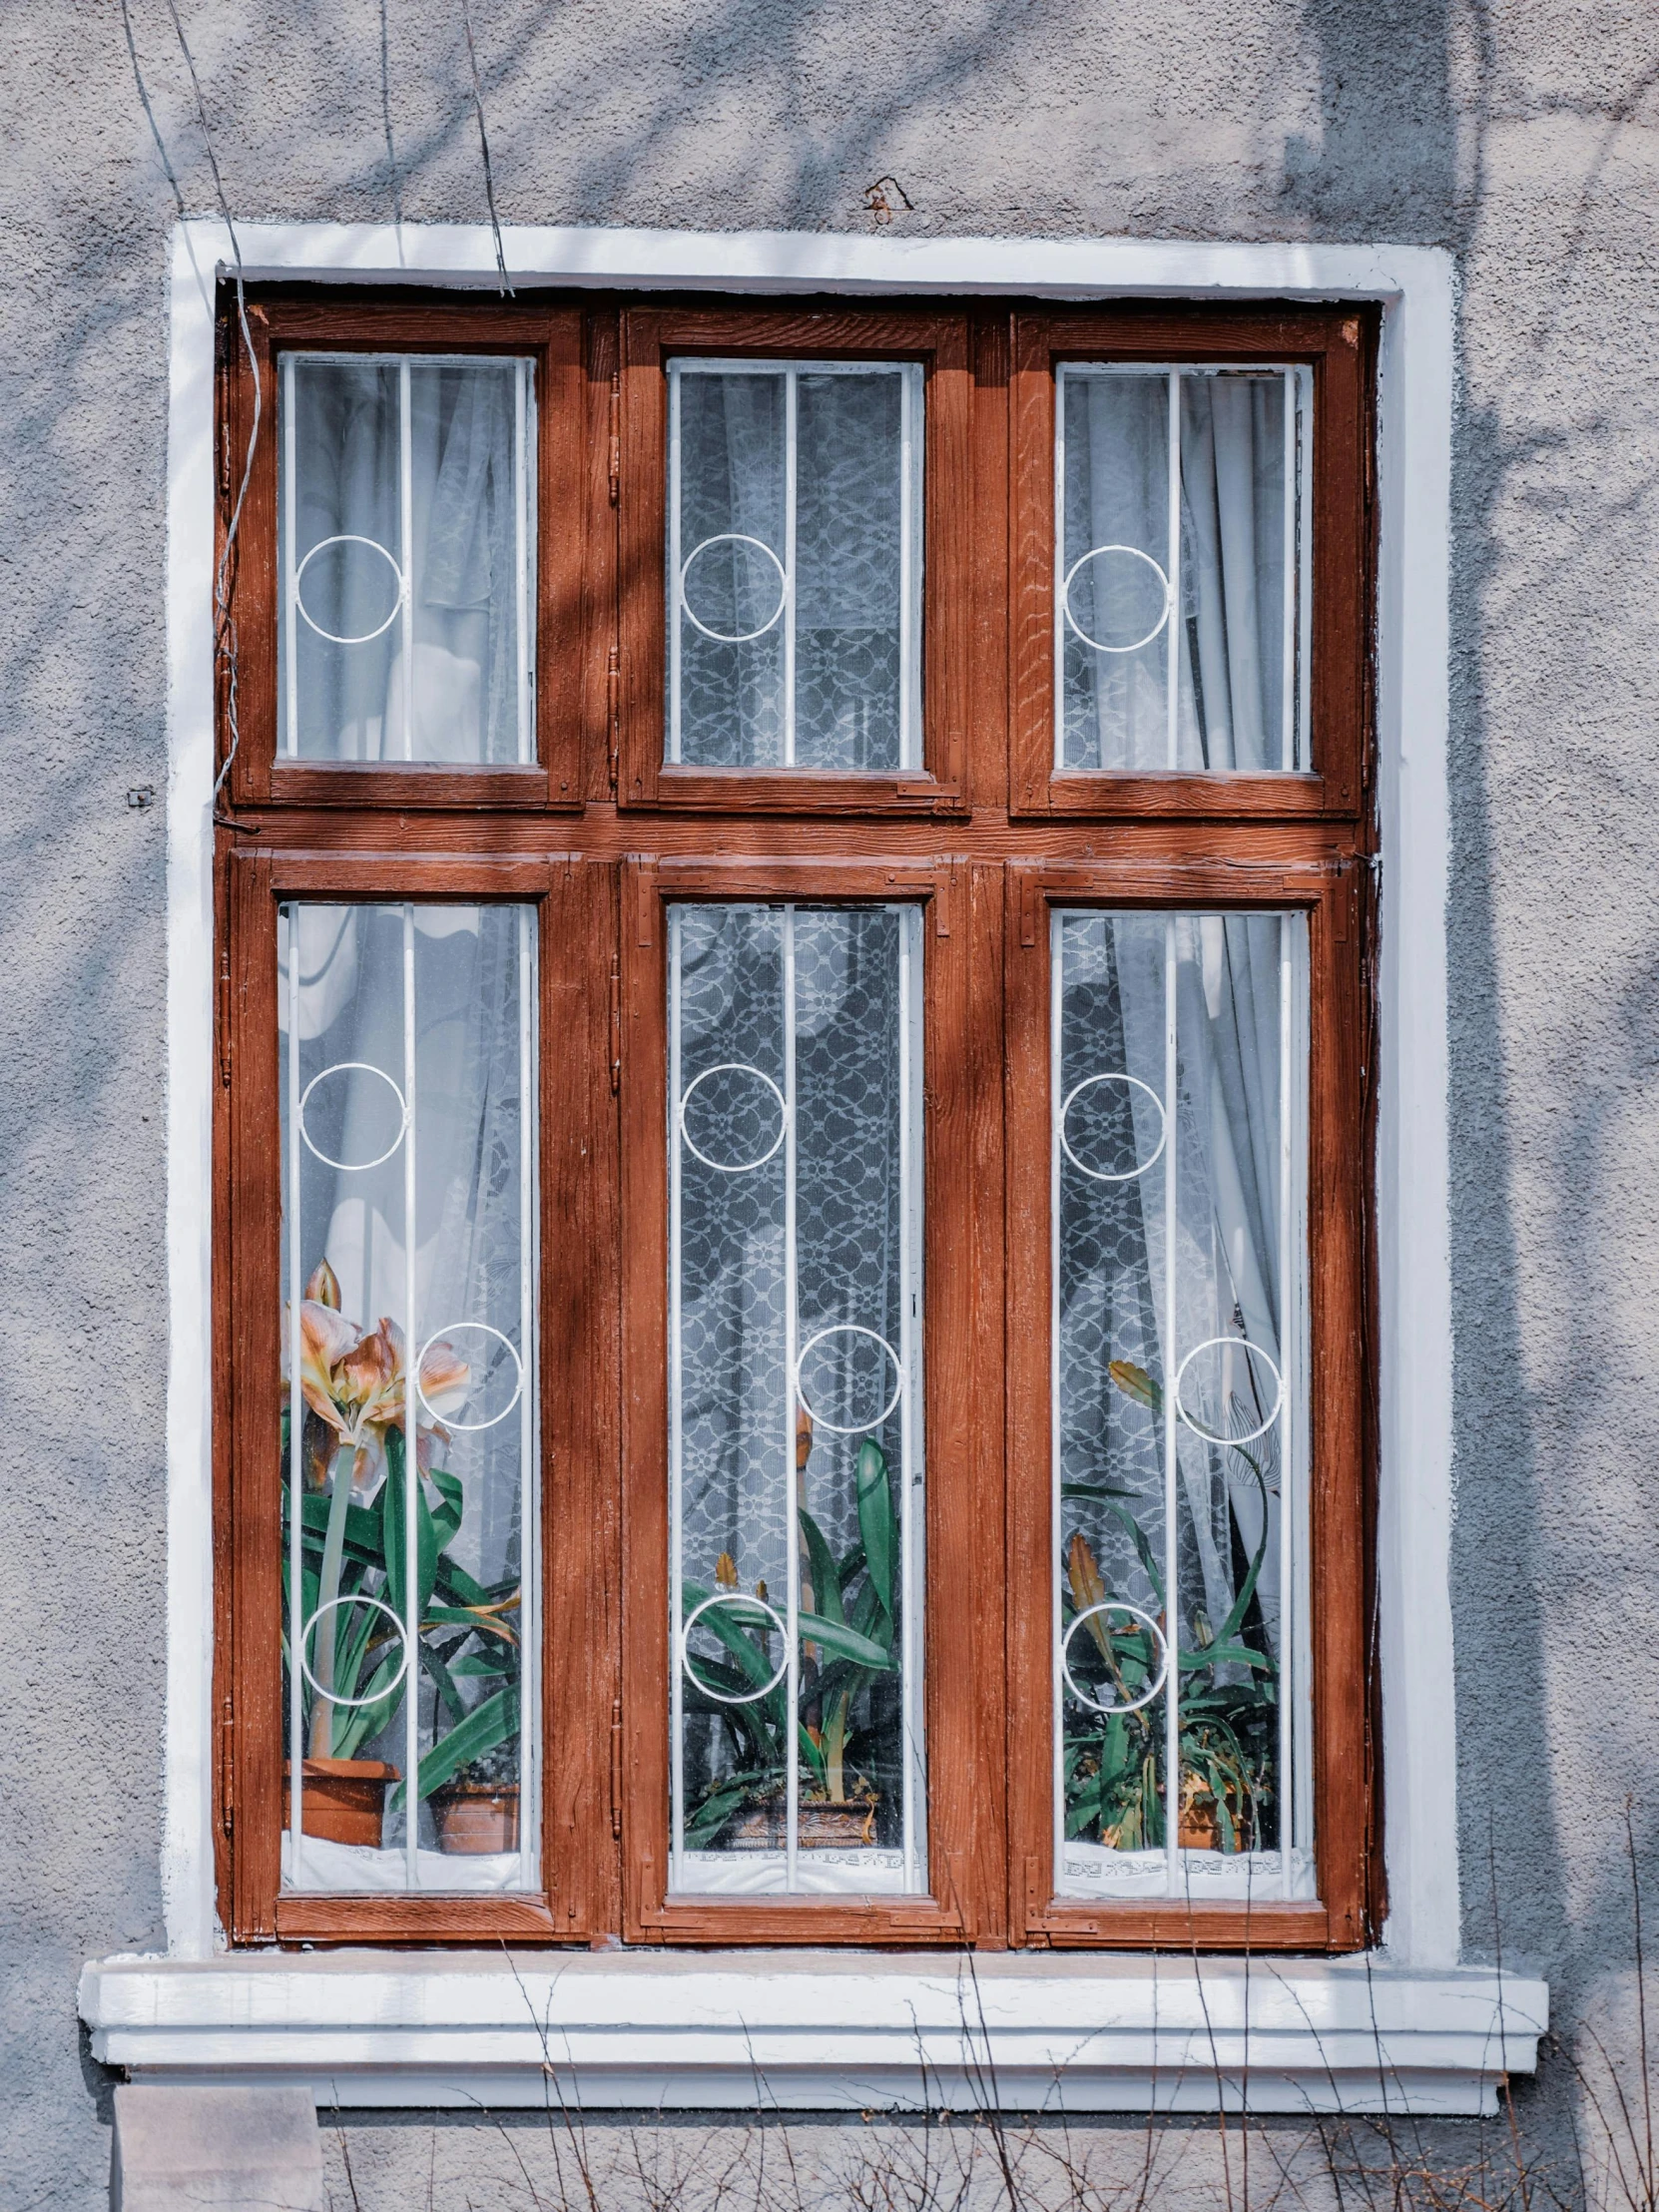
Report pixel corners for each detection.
[1281,374,1296,774]
[402,905,419,1886]
[282,357,297,757]
[1052,366,1067,773]
[898,366,917,773]
[782,905,801,1890]
[896,905,918,1890]
[1166,372,1182,772]
[1162,916,1180,1891]
[515,360,531,766]
[1297,369,1314,771]
[517,904,538,1885]
[667,364,682,767]
[668,909,686,1885]
[398,361,414,762]
[1049,909,1065,1890]
[1277,915,1295,1896]
[285,907,304,1879]
[783,371,799,769]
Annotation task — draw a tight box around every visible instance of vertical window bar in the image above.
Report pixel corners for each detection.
[1161,915,1180,1886]
[518,904,539,1879]
[898,365,916,775]
[1298,373,1312,764]
[515,360,531,766]
[1165,371,1182,772]
[398,361,414,763]
[896,906,919,1887]
[782,904,801,1887]
[1278,919,1296,1893]
[667,364,683,768]
[1051,367,1068,774]
[284,907,305,1873]
[282,359,297,758]
[401,904,419,1885]
[667,908,686,1883]
[1281,373,1297,773]
[1048,909,1065,1887]
[783,372,799,770]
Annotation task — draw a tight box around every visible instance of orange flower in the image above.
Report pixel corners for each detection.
[281,1260,470,1495]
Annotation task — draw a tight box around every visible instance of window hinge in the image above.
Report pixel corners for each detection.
[218,940,233,1087]
[220,1697,235,1838]
[609,954,621,1095]
[607,644,621,792]
[609,1697,623,1838]
[608,369,621,505]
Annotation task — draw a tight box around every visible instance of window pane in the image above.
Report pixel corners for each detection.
[669,903,925,1896]
[279,355,535,763]
[1052,910,1311,1901]
[277,903,538,1892]
[1057,368,1310,773]
[669,363,921,772]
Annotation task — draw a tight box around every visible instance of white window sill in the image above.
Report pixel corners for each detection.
[80,1949,1547,2116]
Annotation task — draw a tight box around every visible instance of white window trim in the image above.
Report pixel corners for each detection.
[87,219,1534,2116]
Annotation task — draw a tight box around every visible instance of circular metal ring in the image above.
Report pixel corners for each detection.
[297,1061,408,1172]
[293,534,407,645]
[679,533,789,644]
[1061,543,1173,656]
[794,1324,905,1436]
[679,1062,789,1175]
[1057,1072,1168,1184]
[1173,1336,1285,1447]
[417,1322,524,1432]
[681,1589,790,1706]
[297,1594,410,1709]
[1061,1600,1170,1716]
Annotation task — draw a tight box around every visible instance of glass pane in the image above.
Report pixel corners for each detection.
[669,362,921,772]
[279,355,535,764]
[278,903,538,1892]
[669,903,925,1896]
[1057,367,1309,773]
[1052,910,1311,1901]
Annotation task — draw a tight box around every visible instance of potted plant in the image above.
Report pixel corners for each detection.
[281,1260,522,1852]
[682,1414,899,1851]
[1061,1361,1278,1857]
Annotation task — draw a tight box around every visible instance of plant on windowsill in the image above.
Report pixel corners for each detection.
[1061,1360,1278,1857]
[280,1259,522,1853]
[681,1411,899,1852]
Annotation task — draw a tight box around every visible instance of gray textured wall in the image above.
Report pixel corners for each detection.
[3,0,1657,2203]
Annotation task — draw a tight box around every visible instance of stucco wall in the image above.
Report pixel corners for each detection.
[4,0,1659,2203]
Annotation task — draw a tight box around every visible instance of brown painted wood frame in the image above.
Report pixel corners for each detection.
[617,305,973,819]
[1009,304,1376,822]
[218,847,614,1945]
[616,854,1006,1943]
[214,283,1378,1954]
[1002,853,1376,1950]
[221,293,586,813]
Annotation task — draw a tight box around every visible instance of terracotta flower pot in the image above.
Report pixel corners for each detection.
[431,1783,520,1854]
[1177,1792,1253,1853]
[283,1758,399,1848]
[727,1795,878,1850]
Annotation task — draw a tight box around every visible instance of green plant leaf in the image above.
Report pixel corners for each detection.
[800,1611,892,1671]
[428,1466,464,1553]
[855,1440,896,1620]
[798,1508,845,1628]
[380,1427,440,1630]
[403,1686,519,1806]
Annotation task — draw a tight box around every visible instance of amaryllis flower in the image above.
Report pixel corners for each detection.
[282,1259,470,1494]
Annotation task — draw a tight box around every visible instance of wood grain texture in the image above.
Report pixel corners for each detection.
[214,281,1380,1955]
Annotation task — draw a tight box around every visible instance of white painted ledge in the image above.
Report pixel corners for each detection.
[81,1950,1546,2116]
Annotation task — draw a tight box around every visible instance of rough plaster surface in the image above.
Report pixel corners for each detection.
[3,0,1659,2202]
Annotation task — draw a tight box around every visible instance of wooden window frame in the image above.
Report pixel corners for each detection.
[220,294,587,813]
[213,288,1380,1954]
[1009,304,1374,822]
[617,305,973,819]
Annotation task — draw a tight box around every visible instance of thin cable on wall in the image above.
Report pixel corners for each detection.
[460,0,514,296]
[160,0,263,806]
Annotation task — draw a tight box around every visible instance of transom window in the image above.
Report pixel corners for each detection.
[217,292,1375,1951]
